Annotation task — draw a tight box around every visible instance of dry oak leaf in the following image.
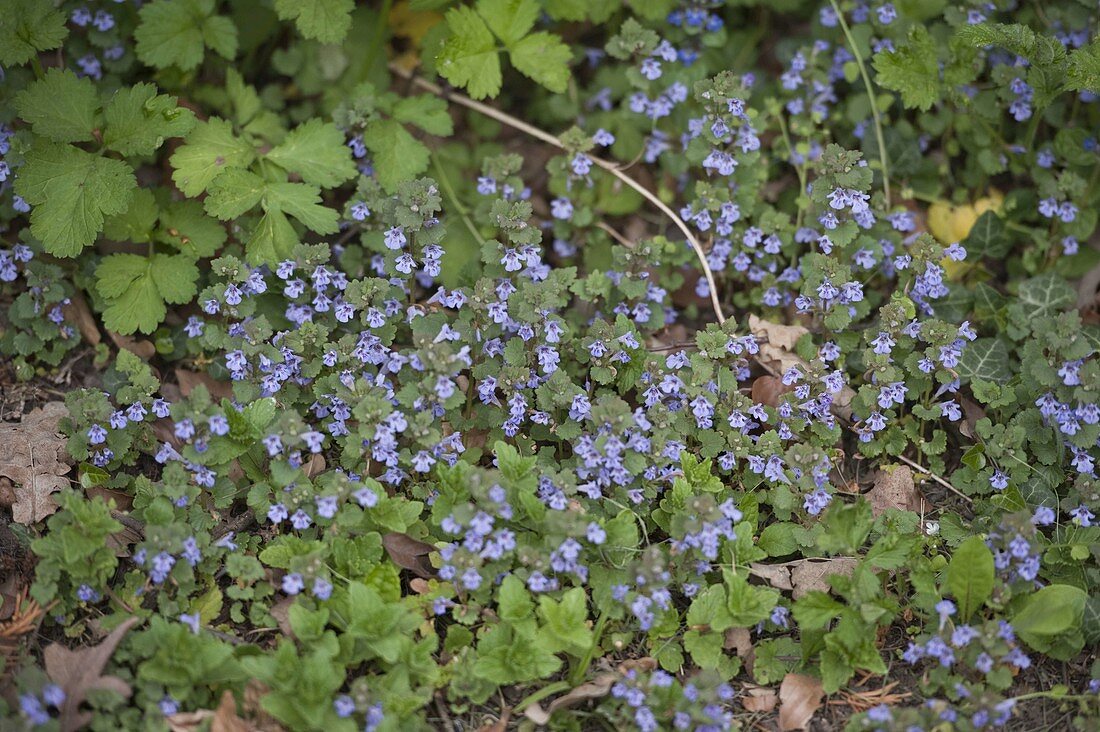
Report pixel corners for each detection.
[751,557,859,599]
[741,685,779,713]
[866,465,922,517]
[748,315,855,420]
[44,616,140,732]
[778,673,825,731]
[382,532,436,578]
[0,402,72,525]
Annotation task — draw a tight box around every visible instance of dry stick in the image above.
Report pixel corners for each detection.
[388,64,727,325]
[894,453,973,504]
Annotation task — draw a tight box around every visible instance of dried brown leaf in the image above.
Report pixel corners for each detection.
[778,673,824,731]
[175,368,234,400]
[866,465,921,517]
[44,616,140,732]
[0,402,72,525]
[524,674,617,725]
[789,558,859,599]
[61,291,101,346]
[751,375,791,408]
[741,686,778,713]
[109,331,155,360]
[382,532,436,578]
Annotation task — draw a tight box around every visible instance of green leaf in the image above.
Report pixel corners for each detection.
[478,0,539,46]
[1013,584,1086,650]
[267,119,358,188]
[1067,41,1100,93]
[263,182,341,234]
[957,23,1067,68]
[104,188,159,244]
[538,587,593,656]
[171,118,257,196]
[963,211,1008,259]
[14,69,99,144]
[363,118,431,193]
[204,168,267,220]
[273,0,353,43]
[497,575,534,622]
[246,209,299,266]
[158,200,228,258]
[14,142,136,257]
[792,591,844,630]
[96,253,198,334]
[956,338,1013,384]
[725,572,778,627]
[135,0,239,71]
[1016,273,1076,319]
[437,6,502,101]
[0,0,68,67]
[392,96,455,137]
[873,25,939,111]
[103,83,197,156]
[508,32,571,93]
[945,536,994,620]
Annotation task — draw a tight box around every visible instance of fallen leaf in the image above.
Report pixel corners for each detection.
[175,368,234,400]
[866,465,921,517]
[751,375,791,407]
[778,673,824,731]
[524,674,617,725]
[724,626,755,674]
[0,402,72,525]
[44,616,140,732]
[741,685,778,713]
[789,558,859,599]
[751,558,859,599]
[748,315,855,420]
[382,532,436,578]
[109,331,155,360]
[61,291,101,346]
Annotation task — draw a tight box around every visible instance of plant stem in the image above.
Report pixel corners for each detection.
[830,0,891,207]
[364,0,394,77]
[431,152,486,247]
[389,63,728,325]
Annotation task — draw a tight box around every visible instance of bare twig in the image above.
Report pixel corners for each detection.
[894,454,973,504]
[388,63,727,325]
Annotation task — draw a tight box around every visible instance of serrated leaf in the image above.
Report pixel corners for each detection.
[437,6,502,100]
[363,118,431,193]
[392,96,454,137]
[266,119,357,188]
[945,536,994,620]
[204,168,267,220]
[246,208,299,266]
[170,118,257,196]
[135,0,239,71]
[14,69,99,144]
[104,189,160,244]
[103,83,196,156]
[263,182,340,233]
[957,22,1067,68]
[508,32,571,93]
[873,25,939,111]
[273,0,354,43]
[956,338,1013,384]
[1067,41,1100,93]
[157,200,228,258]
[14,142,136,257]
[0,0,68,67]
[478,0,539,46]
[96,253,198,334]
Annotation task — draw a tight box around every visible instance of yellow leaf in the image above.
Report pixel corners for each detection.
[926,190,1003,280]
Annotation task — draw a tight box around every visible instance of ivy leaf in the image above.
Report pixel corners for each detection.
[273,0,354,44]
[135,0,239,71]
[14,69,99,144]
[266,119,358,188]
[96,253,199,334]
[956,338,1013,384]
[103,83,197,156]
[873,25,939,111]
[508,31,572,93]
[392,96,455,137]
[945,536,994,620]
[0,0,68,67]
[962,211,1008,259]
[1016,273,1076,320]
[14,142,136,258]
[363,118,431,193]
[171,118,257,197]
[437,6,502,101]
[157,200,228,258]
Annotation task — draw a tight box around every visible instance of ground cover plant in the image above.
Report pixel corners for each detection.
[2,0,1100,729]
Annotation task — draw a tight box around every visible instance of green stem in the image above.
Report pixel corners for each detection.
[568,613,607,687]
[513,680,571,713]
[431,153,487,247]
[774,111,809,228]
[364,0,394,77]
[830,0,891,207]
